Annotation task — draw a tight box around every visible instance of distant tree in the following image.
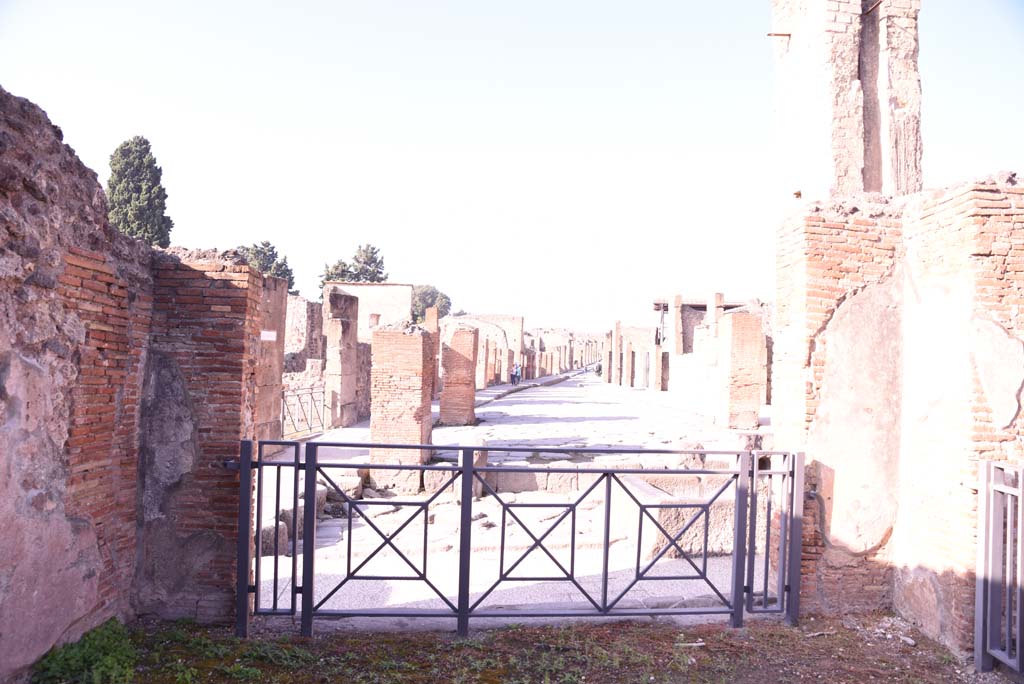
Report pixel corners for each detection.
[411,285,452,323]
[236,241,296,293]
[106,136,174,247]
[452,309,467,316]
[319,259,353,292]
[319,244,388,291]
[349,244,388,283]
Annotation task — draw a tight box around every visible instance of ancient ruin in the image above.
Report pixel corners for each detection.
[2,0,1022,678]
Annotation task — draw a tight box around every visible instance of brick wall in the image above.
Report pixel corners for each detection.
[58,245,153,627]
[138,252,271,622]
[369,327,432,493]
[775,180,1024,652]
[720,312,767,429]
[440,327,478,425]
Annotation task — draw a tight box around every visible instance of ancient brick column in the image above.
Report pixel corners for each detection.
[440,327,478,425]
[370,327,432,493]
[424,306,440,400]
[720,312,767,429]
[324,291,359,428]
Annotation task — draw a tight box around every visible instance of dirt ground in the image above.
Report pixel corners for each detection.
[118,612,1021,683]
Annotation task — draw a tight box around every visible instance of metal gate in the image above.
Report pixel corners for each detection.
[233,441,804,637]
[976,461,1024,673]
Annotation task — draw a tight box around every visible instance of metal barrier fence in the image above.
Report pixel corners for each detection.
[234,441,804,637]
[977,461,1023,673]
[281,387,325,439]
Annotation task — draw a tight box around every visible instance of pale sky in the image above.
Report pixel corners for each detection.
[2,0,1022,332]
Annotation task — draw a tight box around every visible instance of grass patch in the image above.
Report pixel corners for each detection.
[62,613,973,683]
[32,618,137,684]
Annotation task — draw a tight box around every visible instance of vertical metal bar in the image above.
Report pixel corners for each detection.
[235,440,253,638]
[976,460,994,672]
[988,469,1006,655]
[457,448,475,637]
[291,443,299,615]
[300,442,317,637]
[731,453,750,628]
[762,473,773,605]
[745,454,759,612]
[1016,470,1024,671]
[1007,492,1015,657]
[254,443,264,612]
[785,452,805,626]
[273,464,281,612]
[601,474,613,613]
[776,462,791,609]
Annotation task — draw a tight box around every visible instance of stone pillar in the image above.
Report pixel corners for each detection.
[505,349,514,384]
[475,337,489,389]
[487,340,497,385]
[424,306,440,400]
[652,344,668,391]
[624,343,635,387]
[612,321,622,385]
[721,312,767,429]
[707,292,724,339]
[440,327,478,425]
[369,327,432,493]
[325,291,359,428]
[255,276,288,444]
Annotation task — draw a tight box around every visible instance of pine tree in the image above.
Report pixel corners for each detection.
[349,244,388,282]
[236,241,296,293]
[319,244,388,291]
[106,136,173,247]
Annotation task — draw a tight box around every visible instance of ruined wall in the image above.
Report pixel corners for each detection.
[775,178,1024,652]
[369,326,432,493]
[774,196,903,616]
[323,290,358,428]
[440,326,478,426]
[892,181,1024,652]
[355,342,371,421]
[771,0,921,200]
[138,251,271,623]
[326,282,412,343]
[283,294,324,374]
[0,85,155,679]
[255,277,287,443]
[719,312,767,429]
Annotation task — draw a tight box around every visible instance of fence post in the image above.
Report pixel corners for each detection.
[974,462,993,671]
[456,447,476,637]
[300,441,318,637]
[235,440,253,638]
[731,452,750,628]
[785,452,805,626]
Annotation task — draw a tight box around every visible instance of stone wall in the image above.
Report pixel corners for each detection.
[0,86,287,681]
[0,85,157,679]
[369,326,432,493]
[139,251,277,623]
[355,341,372,421]
[774,178,1024,652]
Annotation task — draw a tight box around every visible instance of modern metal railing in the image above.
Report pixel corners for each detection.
[234,441,804,638]
[281,387,325,439]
